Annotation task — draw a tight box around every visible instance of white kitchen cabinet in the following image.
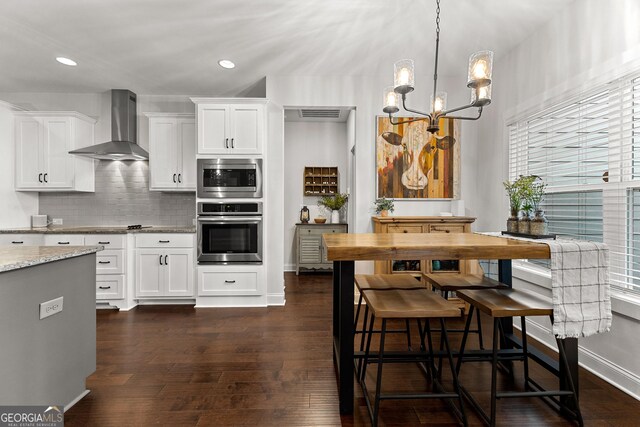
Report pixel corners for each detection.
[0,234,44,246]
[192,99,265,155]
[134,233,195,298]
[43,234,85,246]
[146,114,196,191]
[14,112,96,192]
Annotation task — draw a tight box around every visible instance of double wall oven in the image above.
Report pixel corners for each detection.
[197,158,263,265]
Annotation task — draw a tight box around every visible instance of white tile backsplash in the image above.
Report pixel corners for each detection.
[38,161,195,226]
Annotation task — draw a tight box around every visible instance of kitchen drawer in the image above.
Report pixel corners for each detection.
[85,234,126,249]
[0,234,43,246]
[135,233,194,248]
[43,234,85,246]
[387,225,423,234]
[96,249,125,274]
[428,224,465,234]
[302,226,347,236]
[198,270,259,296]
[96,275,124,300]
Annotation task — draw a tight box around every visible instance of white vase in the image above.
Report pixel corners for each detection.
[331,210,340,224]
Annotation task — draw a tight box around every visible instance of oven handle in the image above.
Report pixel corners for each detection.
[198,216,262,223]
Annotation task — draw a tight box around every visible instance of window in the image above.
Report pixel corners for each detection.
[508,74,640,294]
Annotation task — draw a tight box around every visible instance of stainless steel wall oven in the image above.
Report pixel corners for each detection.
[197,202,263,264]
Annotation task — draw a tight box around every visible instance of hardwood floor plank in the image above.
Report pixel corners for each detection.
[65,272,640,426]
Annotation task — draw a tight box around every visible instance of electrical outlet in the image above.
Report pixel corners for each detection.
[40,296,63,319]
[52,218,63,225]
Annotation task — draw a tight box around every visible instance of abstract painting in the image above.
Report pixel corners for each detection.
[376,116,460,199]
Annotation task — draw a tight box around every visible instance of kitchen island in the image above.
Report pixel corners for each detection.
[0,245,102,408]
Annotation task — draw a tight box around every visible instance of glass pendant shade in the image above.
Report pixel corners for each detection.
[471,84,492,106]
[394,59,415,94]
[430,91,448,113]
[467,50,494,88]
[383,86,400,114]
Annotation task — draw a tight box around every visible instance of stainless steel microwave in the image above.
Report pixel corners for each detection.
[197,158,262,198]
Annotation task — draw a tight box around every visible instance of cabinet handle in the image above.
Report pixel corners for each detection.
[38,173,43,183]
[11,241,24,244]
[98,241,110,244]
[403,230,408,233]
[43,173,48,183]
[98,261,111,264]
[164,255,168,265]
[173,173,177,183]
[98,286,111,290]
[159,240,170,243]
[224,280,236,284]
[58,241,70,245]
[178,173,181,183]
[159,255,163,265]
[231,138,234,149]
[225,138,229,149]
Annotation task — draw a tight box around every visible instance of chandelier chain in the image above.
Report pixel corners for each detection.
[435,0,440,40]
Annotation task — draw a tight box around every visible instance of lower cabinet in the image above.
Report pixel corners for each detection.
[198,268,260,296]
[96,275,124,299]
[135,234,195,298]
[295,223,348,274]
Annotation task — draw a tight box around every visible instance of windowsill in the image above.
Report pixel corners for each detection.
[512,260,640,322]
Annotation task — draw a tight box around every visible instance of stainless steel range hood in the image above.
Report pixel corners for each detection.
[69,89,149,160]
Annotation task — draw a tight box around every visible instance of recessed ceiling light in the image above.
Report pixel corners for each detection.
[218,59,235,69]
[56,57,77,66]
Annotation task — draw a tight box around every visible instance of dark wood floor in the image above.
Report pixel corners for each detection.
[65,272,640,426]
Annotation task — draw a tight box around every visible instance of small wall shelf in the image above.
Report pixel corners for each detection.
[303,166,339,196]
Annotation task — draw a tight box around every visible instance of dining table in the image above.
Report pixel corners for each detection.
[323,232,579,415]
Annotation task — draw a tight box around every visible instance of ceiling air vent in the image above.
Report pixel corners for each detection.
[299,109,341,119]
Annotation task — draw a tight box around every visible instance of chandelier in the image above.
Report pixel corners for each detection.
[382,0,493,134]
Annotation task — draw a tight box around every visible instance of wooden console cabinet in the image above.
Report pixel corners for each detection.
[372,216,476,277]
[296,223,348,274]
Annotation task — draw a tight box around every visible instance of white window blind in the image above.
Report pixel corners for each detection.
[508,74,640,294]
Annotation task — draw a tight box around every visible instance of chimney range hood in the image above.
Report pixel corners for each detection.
[69,89,149,160]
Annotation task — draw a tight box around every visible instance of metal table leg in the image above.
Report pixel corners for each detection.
[333,260,355,414]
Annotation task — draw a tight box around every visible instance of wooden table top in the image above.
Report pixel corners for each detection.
[323,232,551,261]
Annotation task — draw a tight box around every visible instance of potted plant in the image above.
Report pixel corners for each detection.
[528,176,548,235]
[515,175,536,234]
[503,180,522,232]
[318,193,348,224]
[374,197,395,217]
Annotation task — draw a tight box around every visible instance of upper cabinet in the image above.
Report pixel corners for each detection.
[146,113,196,191]
[192,99,266,155]
[15,112,96,192]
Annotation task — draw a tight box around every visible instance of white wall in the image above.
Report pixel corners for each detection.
[283,120,349,270]
[0,101,38,227]
[475,0,640,399]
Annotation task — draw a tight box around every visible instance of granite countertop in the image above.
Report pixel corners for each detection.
[0,226,197,234]
[0,245,103,273]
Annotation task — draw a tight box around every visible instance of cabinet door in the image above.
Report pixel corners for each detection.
[177,118,196,190]
[15,117,43,189]
[135,249,164,297]
[164,249,194,297]
[198,104,229,154]
[299,235,322,264]
[230,105,263,154]
[149,118,178,190]
[41,117,73,188]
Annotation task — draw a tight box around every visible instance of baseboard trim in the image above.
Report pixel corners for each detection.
[64,389,90,412]
[284,264,296,272]
[267,293,286,306]
[523,319,640,401]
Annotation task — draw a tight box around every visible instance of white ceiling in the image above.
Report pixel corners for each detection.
[0,0,575,96]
